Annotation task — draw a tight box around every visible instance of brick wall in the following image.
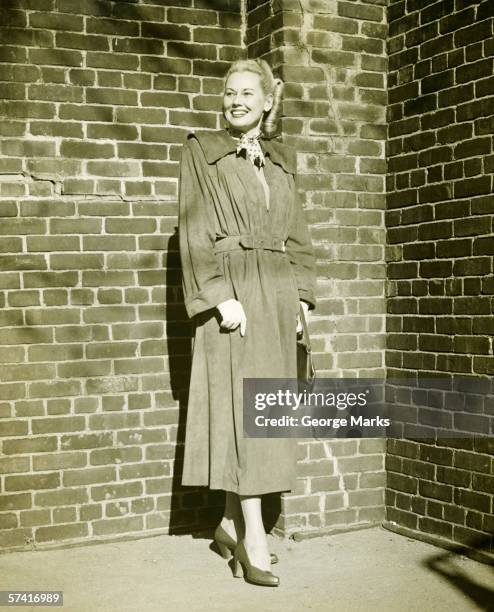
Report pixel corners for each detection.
[0,0,390,551]
[386,0,494,552]
[0,0,245,551]
[247,0,388,536]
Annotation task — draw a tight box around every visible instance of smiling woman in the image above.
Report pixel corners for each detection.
[177,58,317,587]
[223,71,273,133]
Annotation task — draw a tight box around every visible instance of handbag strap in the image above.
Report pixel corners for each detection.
[299,303,312,353]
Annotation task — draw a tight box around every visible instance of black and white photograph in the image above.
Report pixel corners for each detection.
[0,0,493,610]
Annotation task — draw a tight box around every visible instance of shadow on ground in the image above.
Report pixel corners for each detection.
[424,536,494,612]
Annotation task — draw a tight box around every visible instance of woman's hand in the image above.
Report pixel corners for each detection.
[217,299,247,336]
[296,300,310,334]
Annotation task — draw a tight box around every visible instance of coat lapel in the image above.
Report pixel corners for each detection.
[189,129,297,175]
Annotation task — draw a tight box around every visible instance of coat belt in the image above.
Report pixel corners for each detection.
[214,235,286,254]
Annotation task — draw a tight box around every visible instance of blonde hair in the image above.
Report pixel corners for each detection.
[224,59,284,138]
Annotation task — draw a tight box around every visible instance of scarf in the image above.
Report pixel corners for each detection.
[236,131,265,167]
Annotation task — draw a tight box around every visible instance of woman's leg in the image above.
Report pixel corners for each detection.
[220,491,244,540]
[239,495,270,571]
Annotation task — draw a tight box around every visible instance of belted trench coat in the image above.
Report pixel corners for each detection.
[178,129,316,495]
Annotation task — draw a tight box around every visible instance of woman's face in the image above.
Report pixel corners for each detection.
[223,71,273,133]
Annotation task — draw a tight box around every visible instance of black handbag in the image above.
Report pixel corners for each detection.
[297,304,316,389]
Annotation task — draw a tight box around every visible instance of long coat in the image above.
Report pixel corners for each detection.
[178,129,316,495]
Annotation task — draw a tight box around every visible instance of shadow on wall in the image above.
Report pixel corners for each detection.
[424,537,494,611]
[166,229,223,535]
[165,229,282,536]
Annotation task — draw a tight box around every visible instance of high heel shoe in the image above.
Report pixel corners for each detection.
[233,540,279,587]
[213,525,278,564]
[213,525,237,559]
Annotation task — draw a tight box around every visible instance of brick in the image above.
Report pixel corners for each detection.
[92,516,142,536]
[86,377,138,395]
[88,412,140,430]
[47,398,71,415]
[387,472,417,494]
[86,125,138,142]
[342,36,384,54]
[0,82,26,101]
[29,48,83,67]
[194,27,240,46]
[194,59,233,78]
[30,11,83,31]
[0,493,32,512]
[36,523,88,543]
[56,358,111,378]
[2,435,57,455]
[110,37,163,55]
[0,41,28,63]
[80,504,102,521]
[23,307,79,325]
[454,176,492,198]
[454,19,493,47]
[0,528,34,548]
[3,139,56,157]
[60,432,113,450]
[141,56,191,75]
[474,114,494,136]
[86,16,139,36]
[419,517,453,539]
[117,143,167,159]
[33,452,86,471]
[30,121,83,138]
[454,489,491,513]
[0,456,30,474]
[90,447,142,465]
[454,450,491,473]
[59,104,112,122]
[20,509,51,528]
[454,136,491,160]
[60,141,114,159]
[91,481,142,502]
[85,51,138,71]
[456,59,493,85]
[167,7,216,25]
[457,97,494,122]
[338,1,383,22]
[115,107,166,125]
[0,417,29,436]
[29,415,85,435]
[472,474,494,495]
[5,473,60,492]
[50,254,103,270]
[52,507,77,524]
[436,122,472,144]
[131,498,154,515]
[63,466,116,486]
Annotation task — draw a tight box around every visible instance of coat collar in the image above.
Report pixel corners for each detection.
[188,129,296,174]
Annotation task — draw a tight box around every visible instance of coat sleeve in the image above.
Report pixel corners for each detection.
[284,173,317,310]
[178,136,235,318]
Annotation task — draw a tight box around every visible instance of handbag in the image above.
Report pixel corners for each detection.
[296,303,316,390]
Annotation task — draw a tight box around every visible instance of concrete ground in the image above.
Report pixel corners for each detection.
[0,526,492,612]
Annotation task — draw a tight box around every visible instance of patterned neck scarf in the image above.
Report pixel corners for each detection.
[235,131,265,167]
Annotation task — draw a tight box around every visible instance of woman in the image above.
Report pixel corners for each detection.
[178,59,316,587]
